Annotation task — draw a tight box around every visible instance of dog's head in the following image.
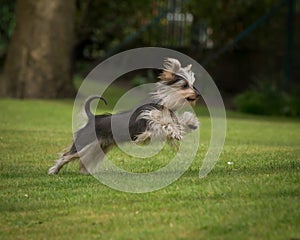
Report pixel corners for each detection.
[155,58,200,110]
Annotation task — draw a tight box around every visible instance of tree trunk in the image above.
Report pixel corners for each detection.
[1,0,76,98]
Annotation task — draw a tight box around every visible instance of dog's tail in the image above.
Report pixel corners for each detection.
[84,95,108,119]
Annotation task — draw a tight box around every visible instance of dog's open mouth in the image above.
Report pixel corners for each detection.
[186,97,196,102]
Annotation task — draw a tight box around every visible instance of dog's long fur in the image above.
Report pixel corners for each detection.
[48,58,200,175]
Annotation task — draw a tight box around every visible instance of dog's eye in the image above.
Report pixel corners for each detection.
[182,82,189,89]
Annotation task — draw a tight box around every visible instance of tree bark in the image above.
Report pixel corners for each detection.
[1,0,76,98]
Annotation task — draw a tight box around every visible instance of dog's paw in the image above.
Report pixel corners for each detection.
[180,112,199,132]
[188,124,198,130]
[173,133,183,141]
[135,131,152,143]
[48,166,59,175]
[79,168,90,175]
[164,124,183,141]
[171,129,183,140]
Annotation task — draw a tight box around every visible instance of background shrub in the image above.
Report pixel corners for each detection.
[234,75,300,117]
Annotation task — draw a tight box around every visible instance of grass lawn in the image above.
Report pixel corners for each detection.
[0,97,299,240]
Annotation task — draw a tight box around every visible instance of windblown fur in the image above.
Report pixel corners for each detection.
[48,57,200,175]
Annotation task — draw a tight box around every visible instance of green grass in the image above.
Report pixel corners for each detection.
[0,98,300,240]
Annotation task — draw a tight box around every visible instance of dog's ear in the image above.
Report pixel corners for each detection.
[159,58,181,81]
[184,64,192,72]
[163,58,181,73]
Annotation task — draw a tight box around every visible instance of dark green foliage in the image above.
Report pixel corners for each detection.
[75,0,152,59]
[234,76,300,116]
[187,0,283,49]
[0,0,15,57]
[130,70,155,87]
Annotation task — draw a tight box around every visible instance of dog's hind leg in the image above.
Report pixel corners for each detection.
[78,161,89,175]
[78,144,112,175]
[48,152,79,175]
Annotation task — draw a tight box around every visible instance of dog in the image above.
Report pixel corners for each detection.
[48,58,200,175]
